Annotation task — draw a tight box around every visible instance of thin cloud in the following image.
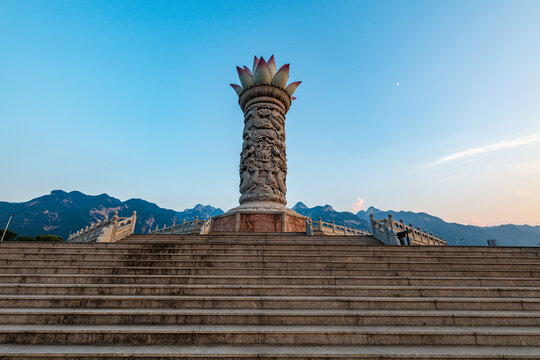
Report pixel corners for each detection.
[352,197,365,212]
[464,217,484,227]
[425,133,540,167]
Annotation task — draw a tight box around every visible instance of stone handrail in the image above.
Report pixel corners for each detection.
[148,217,211,235]
[68,211,137,243]
[310,217,370,236]
[370,213,446,246]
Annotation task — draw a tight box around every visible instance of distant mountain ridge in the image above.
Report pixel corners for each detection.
[291,203,539,247]
[356,207,540,247]
[292,202,370,231]
[0,190,223,240]
[0,191,538,246]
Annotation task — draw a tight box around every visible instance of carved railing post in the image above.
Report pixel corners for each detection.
[409,223,415,243]
[306,218,313,236]
[131,211,137,234]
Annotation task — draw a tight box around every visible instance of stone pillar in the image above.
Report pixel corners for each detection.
[210,55,307,233]
[238,85,291,206]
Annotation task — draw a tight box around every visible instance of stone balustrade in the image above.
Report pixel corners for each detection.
[68,211,137,243]
[309,218,370,236]
[148,217,211,235]
[370,213,447,246]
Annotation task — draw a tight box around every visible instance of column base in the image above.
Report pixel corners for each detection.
[210,202,307,233]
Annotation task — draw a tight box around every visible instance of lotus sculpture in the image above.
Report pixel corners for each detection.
[230,55,301,100]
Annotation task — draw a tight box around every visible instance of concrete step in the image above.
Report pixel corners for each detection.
[0,240,536,248]
[1,283,539,298]
[2,242,537,254]
[0,249,537,262]
[0,259,540,273]
[2,344,540,359]
[2,274,539,286]
[0,295,537,311]
[0,238,381,247]
[125,234,381,242]
[119,240,384,246]
[1,308,538,326]
[1,266,537,277]
[3,259,539,272]
[0,250,540,266]
[0,324,538,346]
[2,251,538,263]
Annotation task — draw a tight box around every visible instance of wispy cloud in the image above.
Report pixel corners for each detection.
[352,197,365,212]
[464,217,484,227]
[425,133,540,167]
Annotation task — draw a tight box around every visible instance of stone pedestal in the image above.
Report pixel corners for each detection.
[210,202,307,233]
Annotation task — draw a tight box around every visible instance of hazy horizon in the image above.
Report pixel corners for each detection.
[1,1,539,226]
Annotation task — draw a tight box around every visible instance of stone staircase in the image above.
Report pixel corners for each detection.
[0,233,539,359]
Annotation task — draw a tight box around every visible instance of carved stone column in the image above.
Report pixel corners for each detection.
[238,85,290,206]
[211,55,307,233]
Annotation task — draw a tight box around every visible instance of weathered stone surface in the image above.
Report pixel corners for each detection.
[211,215,236,232]
[239,213,282,232]
[286,214,306,232]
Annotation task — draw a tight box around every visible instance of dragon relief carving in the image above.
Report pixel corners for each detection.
[239,103,287,205]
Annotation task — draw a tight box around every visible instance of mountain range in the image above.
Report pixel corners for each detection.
[0,190,538,246]
[356,207,540,247]
[292,202,370,231]
[0,190,223,240]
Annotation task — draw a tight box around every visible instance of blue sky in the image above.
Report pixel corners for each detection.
[1,0,539,226]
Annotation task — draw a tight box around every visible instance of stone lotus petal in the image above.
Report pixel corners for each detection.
[252,56,259,74]
[230,84,243,95]
[253,57,272,85]
[232,57,300,98]
[291,96,296,101]
[285,81,302,96]
[237,66,254,88]
[268,55,277,77]
[271,64,289,88]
